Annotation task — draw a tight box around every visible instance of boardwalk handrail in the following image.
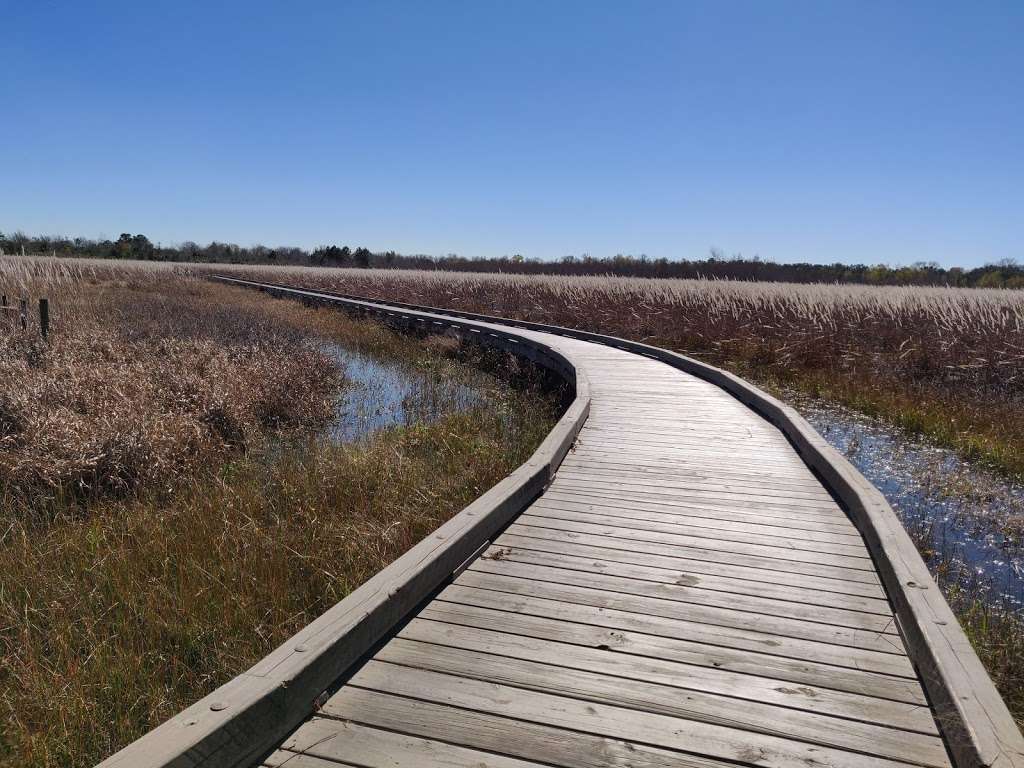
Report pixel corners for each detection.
[99,275,1024,768]
[97,279,591,768]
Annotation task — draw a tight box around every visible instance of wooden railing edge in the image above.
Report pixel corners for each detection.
[95,278,592,768]
[284,287,1022,768]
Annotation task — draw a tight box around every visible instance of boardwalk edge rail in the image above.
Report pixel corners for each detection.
[98,275,1024,768]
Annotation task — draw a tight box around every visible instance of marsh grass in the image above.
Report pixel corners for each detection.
[1,408,553,767]
[949,597,1024,728]
[0,259,560,767]
[0,260,341,519]
[922,530,1024,728]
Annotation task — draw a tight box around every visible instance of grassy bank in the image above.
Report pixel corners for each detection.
[0,259,342,515]
[2,409,553,767]
[0,260,560,767]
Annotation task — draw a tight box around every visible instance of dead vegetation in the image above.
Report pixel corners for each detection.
[0,259,340,520]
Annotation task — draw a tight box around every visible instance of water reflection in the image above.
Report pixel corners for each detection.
[792,394,1024,612]
[321,342,486,443]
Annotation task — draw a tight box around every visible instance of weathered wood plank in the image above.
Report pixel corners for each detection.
[419,599,926,702]
[263,755,343,768]
[554,468,838,501]
[570,440,811,465]
[548,478,845,513]
[466,555,897,634]
[540,489,857,530]
[557,459,832,490]
[341,662,938,768]
[495,531,887,599]
[507,522,882,584]
[269,717,549,768]
[323,686,739,768]
[485,540,891,613]
[562,450,820,480]
[397,619,932,729]
[533,494,860,534]
[516,513,875,570]
[525,506,868,555]
[454,570,908,654]
[381,633,947,765]
[545,479,848,514]
[436,583,916,675]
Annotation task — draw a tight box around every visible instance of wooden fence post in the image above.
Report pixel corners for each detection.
[20,298,27,330]
[39,298,49,339]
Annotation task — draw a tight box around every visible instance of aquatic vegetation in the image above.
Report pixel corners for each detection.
[796,394,1024,726]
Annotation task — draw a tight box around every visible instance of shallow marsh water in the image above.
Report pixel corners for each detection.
[792,393,1024,612]
[321,342,489,443]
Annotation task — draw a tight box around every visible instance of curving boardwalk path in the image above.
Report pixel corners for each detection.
[263,328,950,768]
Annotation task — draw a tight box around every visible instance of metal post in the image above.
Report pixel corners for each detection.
[20,298,27,330]
[39,298,49,339]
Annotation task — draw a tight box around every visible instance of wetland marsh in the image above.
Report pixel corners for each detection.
[0,259,561,768]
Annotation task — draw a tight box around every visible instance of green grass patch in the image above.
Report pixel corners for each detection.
[0,404,555,768]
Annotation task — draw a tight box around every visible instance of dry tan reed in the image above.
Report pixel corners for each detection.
[0,258,339,518]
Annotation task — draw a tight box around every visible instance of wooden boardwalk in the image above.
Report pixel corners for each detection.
[262,329,951,768]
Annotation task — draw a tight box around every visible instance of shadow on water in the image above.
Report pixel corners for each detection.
[791,393,1024,613]
[321,342,488,444]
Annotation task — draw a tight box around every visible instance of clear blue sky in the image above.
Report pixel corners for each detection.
[2,1,1021,267]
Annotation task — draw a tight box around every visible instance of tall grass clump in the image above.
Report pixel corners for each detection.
[201,263,1024,727]
[0,258,340,520]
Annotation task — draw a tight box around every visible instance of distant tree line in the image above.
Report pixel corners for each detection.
[2,230,1022,288]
